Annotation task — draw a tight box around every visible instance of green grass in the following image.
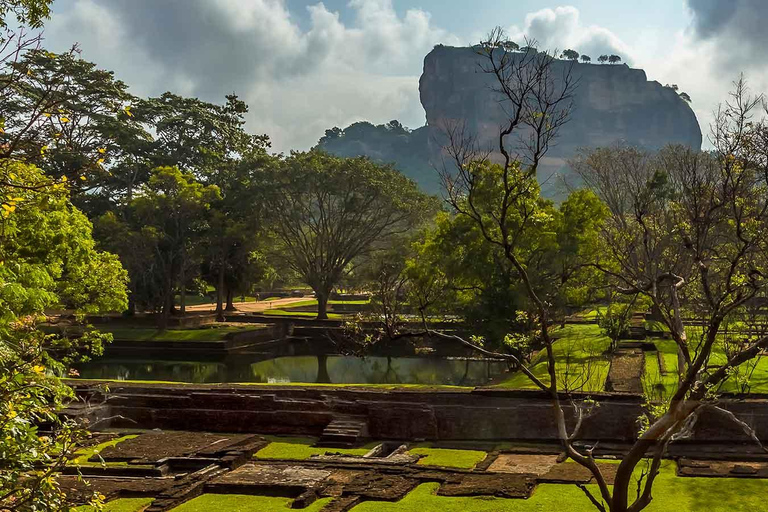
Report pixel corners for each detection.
[71,435,138,466]
[255,436,379,460]
[276,299,370,308]
[98,326,250,342]
[408,444,487,469]
[174,294,259,306]
[261,309,343,319]
[578,306,607,320]
[169,494,332,512]
[351,460,768,511]
[643,340,679,399]
[494,324,610,392]
[76,498,154,512]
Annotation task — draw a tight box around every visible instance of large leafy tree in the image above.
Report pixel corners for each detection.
[0,161,128,511]
[265,151,438,319]
[123,166,219,326]
[1,48,148,202]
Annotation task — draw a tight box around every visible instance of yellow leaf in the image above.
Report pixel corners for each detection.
[32,365,45,374]
[80,176,86,181]
[0,127,4,134]
[61,117,70,123]
[54,133,61,138]
[2,204,16,212]
[61,175,67,182]
[97,158,105,165]
[124,106,133,117]
[43,113,51,118]
[8,173,16,180]
[98,147,106,154]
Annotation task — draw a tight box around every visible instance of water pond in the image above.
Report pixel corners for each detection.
[74,355,509,386]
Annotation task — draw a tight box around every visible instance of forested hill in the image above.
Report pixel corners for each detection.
[315,121,440,195]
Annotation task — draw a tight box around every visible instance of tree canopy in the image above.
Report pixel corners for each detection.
[264,150,439,318]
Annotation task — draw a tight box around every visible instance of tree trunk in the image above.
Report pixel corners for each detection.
[225,287,235,311]
[159,276,173,331]
[126,288,136,317]
[315,355,331,383]
[215,265,225,322]
[316,290,329,320]
[180,254,186,317]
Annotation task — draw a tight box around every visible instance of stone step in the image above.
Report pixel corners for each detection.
[318,416,369,448]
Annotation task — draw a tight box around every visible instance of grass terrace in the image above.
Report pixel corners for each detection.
[494,324,611,392]
[96,325,251,342]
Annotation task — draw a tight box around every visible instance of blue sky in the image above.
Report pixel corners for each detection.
[41,1,768,152]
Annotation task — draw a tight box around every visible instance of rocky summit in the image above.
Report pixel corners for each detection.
[420,45,702,197]
[320,46,702,199]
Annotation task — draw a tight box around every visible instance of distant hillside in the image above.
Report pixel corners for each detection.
[315,121,441,195]
[318,45,702,200]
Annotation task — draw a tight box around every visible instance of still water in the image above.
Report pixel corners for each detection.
[75,355,509,386]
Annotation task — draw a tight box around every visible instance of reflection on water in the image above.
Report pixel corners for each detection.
[75,355,508,386]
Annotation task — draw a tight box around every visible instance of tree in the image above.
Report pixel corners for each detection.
[128,166,219,327]
[1,47,148,202]
[608,54,622,64]
[0,0,50,29]
[264,151,438,319]
[566,78,768,511]
[432,27,768,512]
[679,91,692,103]
[598,54,609,64]
[581,55,591,63]
[0,4,127,510]
[0,161,127,511]
[561,49,580,61]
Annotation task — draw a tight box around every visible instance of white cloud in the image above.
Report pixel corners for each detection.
[42,0,458,152]
[508,6,634,64]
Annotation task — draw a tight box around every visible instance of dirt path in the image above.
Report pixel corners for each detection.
[185,296,314,314]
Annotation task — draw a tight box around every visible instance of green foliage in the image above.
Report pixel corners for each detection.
[0,0,51,29]
[496,324,611,392]
[598,303,632,351]
[561,49,580,61]
[0,161,127,511]
[264,150,438,319]
[405,170,606,350]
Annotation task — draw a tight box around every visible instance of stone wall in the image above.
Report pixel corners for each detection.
[71,382,768,446]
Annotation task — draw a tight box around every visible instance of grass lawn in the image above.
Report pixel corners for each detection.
[351,460,768,511]
[261,309,343,319]
[71,435,138,466]
[494,324,610,392]
[277,299,370,308]
[644,340,679,399]
[173,294,258,306]
[255,436,379,460]
[577,306,606,320]
[169,494,332,512]
[76,498,154,512]
[98,326,250,342]
[408,444,487,469]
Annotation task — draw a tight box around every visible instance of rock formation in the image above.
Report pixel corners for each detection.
[319,45,702,199]
[420,45,702,198]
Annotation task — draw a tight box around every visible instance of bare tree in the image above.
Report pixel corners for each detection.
[568,77,768,511]
[436,28,768,511]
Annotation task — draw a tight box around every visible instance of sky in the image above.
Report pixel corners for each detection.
[39,0,768,153]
